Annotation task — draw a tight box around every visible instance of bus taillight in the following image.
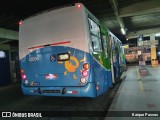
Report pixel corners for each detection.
[22,74,26,80]
[83,63,89,70]
[18,21,22,26]
[80,78,86,84]
[20,69,24,74]
[96,85,99,91]
[82,70,88,77]
[76,4,81,8]
[21,69,27,80]
[72,91,78,94]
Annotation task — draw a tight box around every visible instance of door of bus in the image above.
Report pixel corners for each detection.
[109,35,115,84]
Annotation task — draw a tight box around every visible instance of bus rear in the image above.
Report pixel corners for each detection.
[19,3,96,97]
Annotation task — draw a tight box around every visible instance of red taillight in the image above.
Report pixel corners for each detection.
[22,74,26,80]
[18,21,22,25]
[83,63,89,70]
[77,4,81,8]
[21,69,26,80]
[72,91,78,94]
[96,85,99,91]
[82,70,88,77]
[20,69,24,74]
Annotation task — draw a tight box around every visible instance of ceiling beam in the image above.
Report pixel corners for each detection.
[127,28,160,39]
[129,24,160,32]
[97,13,115,19]
[0,44,10,50]
[109,0,126,32]
[119,0,160,17]
[0,39,13,44]
[0,28,18,40]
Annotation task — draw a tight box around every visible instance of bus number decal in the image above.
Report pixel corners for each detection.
[29,57,40,62]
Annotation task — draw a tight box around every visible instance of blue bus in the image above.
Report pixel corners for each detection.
[19,3,126,97]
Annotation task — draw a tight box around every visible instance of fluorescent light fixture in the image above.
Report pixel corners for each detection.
[121,28,126,35]
[155,33,160,36]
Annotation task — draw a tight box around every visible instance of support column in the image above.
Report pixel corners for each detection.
[150,35,156,60]
[150,34,158,67]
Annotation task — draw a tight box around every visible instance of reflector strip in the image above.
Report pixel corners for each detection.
[28,45,44,50]
[30,90,38,93]
[67,91,78,94]
[50,41,71,46]
[72,91,78,94]
[28,41,71,50]
[67,91,72,94]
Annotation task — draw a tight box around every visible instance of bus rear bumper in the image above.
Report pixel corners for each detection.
[21,82,96,98]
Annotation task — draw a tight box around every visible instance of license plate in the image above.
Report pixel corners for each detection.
[45,74,57,80]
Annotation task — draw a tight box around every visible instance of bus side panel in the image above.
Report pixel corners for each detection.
[120,47,126,73]
[115,53,120,78]
[107,71,113,88]
[80,83,97,98]
[91,57,109,97]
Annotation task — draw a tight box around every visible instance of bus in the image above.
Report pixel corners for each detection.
[125,47,138,63]
[19,3,126,97]
[125,47,151,63]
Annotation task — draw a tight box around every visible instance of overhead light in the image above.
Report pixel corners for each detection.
[155,33,160,36]
[0,51,5,58]
[121,28,126,35]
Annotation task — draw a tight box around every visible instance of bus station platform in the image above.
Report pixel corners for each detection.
[106,65,160,120]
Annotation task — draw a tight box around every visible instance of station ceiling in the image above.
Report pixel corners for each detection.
[0,0,160,46]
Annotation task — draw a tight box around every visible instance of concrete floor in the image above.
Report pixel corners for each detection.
[105,65,160,120]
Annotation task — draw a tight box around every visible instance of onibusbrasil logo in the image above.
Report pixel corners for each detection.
[1,112,42,118]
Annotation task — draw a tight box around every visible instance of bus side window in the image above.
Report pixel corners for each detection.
[88,20,92,30]
[102,35,108,58]
[91,35,102,51]
[88,17,102,52]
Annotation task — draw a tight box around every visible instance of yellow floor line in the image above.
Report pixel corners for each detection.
[139,81,144,91]
[137,66,144,91]
[136,66,141,80]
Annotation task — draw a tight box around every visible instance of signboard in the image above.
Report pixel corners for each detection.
[138,40,158,46]
[143,41,149,46]
[138,41,143,46]
[123,45,129,49]
[150,40,159,45]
